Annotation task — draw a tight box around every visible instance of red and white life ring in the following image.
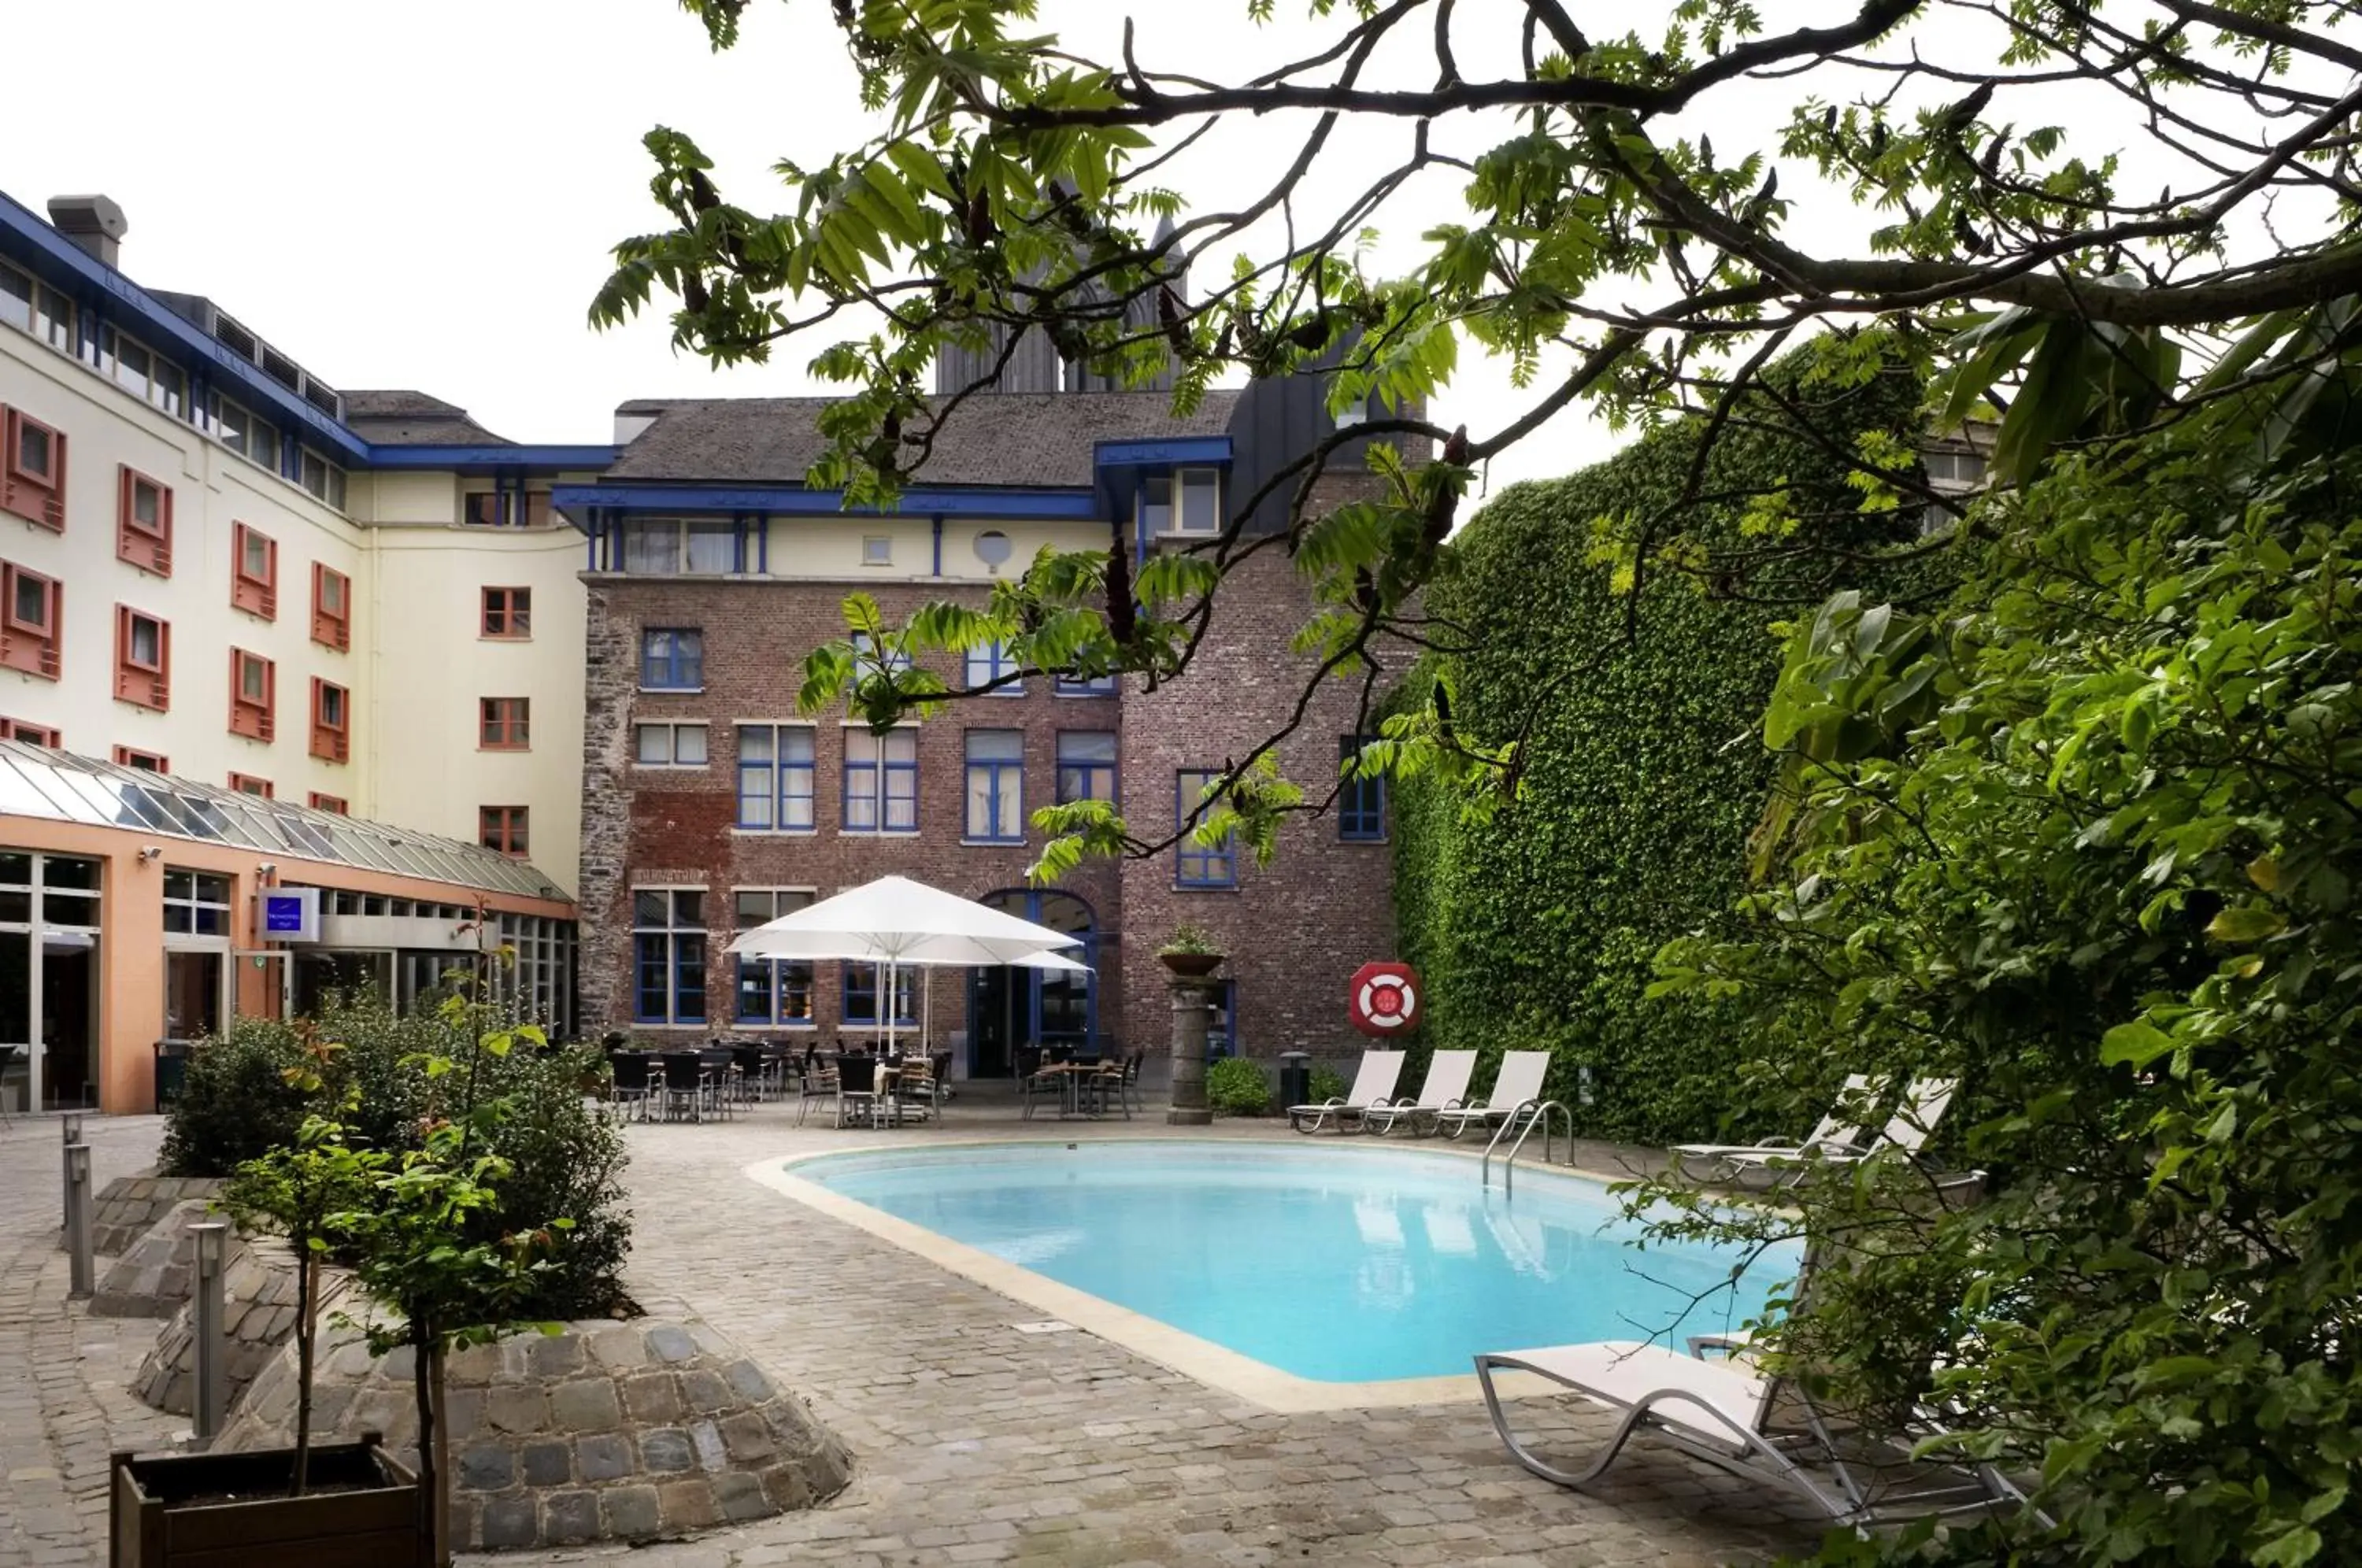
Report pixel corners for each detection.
[1349,961,1420,1036]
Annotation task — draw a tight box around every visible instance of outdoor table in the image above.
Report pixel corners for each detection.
[1029,1061,1117,1119]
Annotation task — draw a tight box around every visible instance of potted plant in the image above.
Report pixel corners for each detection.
[1157,923,1227,978]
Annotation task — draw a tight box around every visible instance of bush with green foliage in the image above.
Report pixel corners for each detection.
[1308,1065,1349,1105]
[1205,1056,1273,1116]
[1642,403,2362,1561]
[166,991,630,1321]
[1390,349,1926,1144]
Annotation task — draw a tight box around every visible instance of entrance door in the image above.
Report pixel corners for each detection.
[164,951,225,1041]
[40,933,96,1108]
[969,890,1097,1074]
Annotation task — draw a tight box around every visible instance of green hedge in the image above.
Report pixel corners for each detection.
[1391,350,1926,1144]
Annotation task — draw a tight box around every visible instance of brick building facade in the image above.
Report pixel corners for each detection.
[565,373,1410,1074]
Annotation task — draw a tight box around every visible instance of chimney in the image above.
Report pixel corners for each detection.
[46,195,128,268]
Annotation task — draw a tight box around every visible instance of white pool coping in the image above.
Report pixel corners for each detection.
[743,1136,1638,1414]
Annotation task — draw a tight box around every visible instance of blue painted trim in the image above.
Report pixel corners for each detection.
[930,514,943,578]
[550,482,1098,533]
[366,444,620,473]
[1094,435,1233,468]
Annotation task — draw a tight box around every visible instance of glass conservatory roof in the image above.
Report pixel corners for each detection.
[0,741,568,903]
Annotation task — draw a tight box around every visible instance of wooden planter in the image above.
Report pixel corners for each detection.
[1158,951,1225,978]
[111,1433,420,1568]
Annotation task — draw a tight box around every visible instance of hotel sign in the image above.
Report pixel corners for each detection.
[260,888,320,944]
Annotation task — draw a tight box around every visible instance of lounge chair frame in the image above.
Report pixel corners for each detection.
[1287,1049,1405,1133]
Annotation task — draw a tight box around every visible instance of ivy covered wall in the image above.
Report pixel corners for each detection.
[1391,353,1927,1144]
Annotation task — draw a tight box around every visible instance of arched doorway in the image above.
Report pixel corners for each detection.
[968,889,1097,1076]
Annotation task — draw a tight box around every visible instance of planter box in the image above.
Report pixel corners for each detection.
[1158,952,1224,978]
[111,1433,420,1568]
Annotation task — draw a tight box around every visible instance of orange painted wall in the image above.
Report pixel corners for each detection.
[0,813,572,1114]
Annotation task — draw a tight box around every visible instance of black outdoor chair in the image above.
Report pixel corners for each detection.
[794,1050,839,1126]
[698,1048,740,1119]
[834,1053,884,1129]
[608,1052,653,1122]
[659,1052,706,1122]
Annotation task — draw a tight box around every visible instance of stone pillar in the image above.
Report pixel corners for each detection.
[1166,976,1214,1126]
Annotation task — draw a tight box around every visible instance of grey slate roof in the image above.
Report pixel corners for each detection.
[606,390,1242,487]
[343,389,513,447]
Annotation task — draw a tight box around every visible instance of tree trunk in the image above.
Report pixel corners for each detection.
[411,1324,436,1568]
[430,1344,451,1566]
[289,1246,313,1496]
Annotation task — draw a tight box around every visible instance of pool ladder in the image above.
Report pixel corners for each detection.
[1482,1099,1572,1193]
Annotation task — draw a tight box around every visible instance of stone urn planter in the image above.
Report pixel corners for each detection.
[1157,950,1224,979]
[109,1433,419,1568]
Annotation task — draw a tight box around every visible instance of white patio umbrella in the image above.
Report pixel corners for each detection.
[727,875,1083,1057]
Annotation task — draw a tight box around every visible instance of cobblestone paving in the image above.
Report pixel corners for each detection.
[0,1104,1820,1567]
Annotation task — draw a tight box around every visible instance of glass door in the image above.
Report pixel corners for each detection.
[164,951,225,1041]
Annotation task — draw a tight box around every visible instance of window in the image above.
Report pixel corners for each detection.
[114,468,173,575]
[1338,735,1386,841]
[1056,731,1118,804]
[850,631,911,675]
[162,870,233,936]
[308,792,347,815]
[639,628,703,690]
[312,564,350,651]
[463,490,553,528]
[861,534,893,566]
[310,679,349,762]
[231,523,277,619]
[736,724,816,830]
[964,730,1025,843]
[734,889,816,1026]
[213,394,280,473]
[113,746,167,772]
[632,889,706,1025]
[842,962,917,1027]
[635,722,710,768]
[1923,446,1990,490]
[1138,468,1222,536]
[965,639,1024,695]
[298,449,346,510]
[481,586,531,638]
[479,697,530,750]
[228,649,276,741]
[843,728,918,833]
[114,606,170,709]
[0,719,58,747]
[1,564,61,680]
[228,772,273,799]
[1207,978,1238,1058]
[479,805,529,857]
[1176,767,1237,887]
[1,407,66,531]
[1055,669,1119,697]
[0,260,74,353]
[99,326,188,417]
[620,518,736,575]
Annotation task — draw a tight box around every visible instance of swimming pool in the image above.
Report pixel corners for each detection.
[781,1141,1797,1391]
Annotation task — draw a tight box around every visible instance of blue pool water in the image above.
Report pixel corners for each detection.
[792,1142,1800,1384]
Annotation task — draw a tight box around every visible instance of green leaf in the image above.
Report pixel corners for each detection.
[2207,905,2288,943]
[2101,1019,2176,1069]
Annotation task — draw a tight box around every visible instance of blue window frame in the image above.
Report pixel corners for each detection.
[1338,734,1386,841]
[1056,731,1118,804]
[844,728,919,833]
[1175,767,1236,888]
[1056,671,1119,697]
[842,962,917,1026]
[631,889,705,1024]
[964,730,1025,842]
[966,640,1024,695]
[735,724,816,830]
[733,889,815,1025]
[639,627,703,691]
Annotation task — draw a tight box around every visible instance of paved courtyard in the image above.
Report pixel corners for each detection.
[0,1100,1823,1567]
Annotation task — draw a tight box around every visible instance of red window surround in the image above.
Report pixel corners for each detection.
[312,564,350,652]
[479,697,530,750]
[113,745,168,772]
[479,805,529,857]
[0,407,67,532]
[0,564,61,681]
[0,718,59,746]
[310,678,349,763]
[228,772,274,799]
[113,605,171,710]
[308,792,348,815]
[115,467,173,576]
[228,649,276,742]
[231,523,278,619]
[481,586,531,638]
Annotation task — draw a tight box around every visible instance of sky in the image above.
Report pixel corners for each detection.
[2,2,2302,498]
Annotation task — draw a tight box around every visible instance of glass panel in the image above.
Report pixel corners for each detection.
[240,656,266,701]
[735,890,773,926]
[17,423,50,479]
[675,727,709,765]
[635,726,669,765]
[737,726,772,763]
[0,890,27,923]
[130,618,160,666]
[1181,470,1220,531]
[242,531,269,576]
[323,571,346,612]
[13,574,47,629]
[633,890,668,926]
[41,856,97,891]
[683,522,735,574]
[42,893,97,928]
[967,730,1023,762]
[623,520,680,575]
[134,483,160,527]
[1140,475,1172,533]
[0,264,28,331]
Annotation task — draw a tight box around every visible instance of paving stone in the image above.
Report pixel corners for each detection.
[520,1439,573,1487]
[459,1444,516,1492]
[640,1427,695,1473]
[646,1324,698,1363]
[603,1481,664,1539]
[549,1377,622,1433]
[542,1487,601,1544]
[578,1430,635,1481]
[481,1495,540,1549]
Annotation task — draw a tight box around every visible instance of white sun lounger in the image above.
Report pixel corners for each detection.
[1476,1336,2025,1525]
[1720,1077,1958,1177]
[1362,1049,1478,1136]
[1672,1073,1880,1171]
[1431,1051,1551,1140]
[1287,1049,1404,1133]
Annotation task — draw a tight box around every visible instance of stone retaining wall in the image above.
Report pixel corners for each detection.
[131,1236,353,1417]
[91,1200,235,1318]
[92,1175,222,1256]
[216,1302,851,1550]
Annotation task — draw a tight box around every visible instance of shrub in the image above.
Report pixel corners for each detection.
[159,1019,312,1177]
[1205,1056,1273,1116]
[1308,1065,1349,1104]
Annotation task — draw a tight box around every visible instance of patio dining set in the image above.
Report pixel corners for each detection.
[1017,1045,1146,1121]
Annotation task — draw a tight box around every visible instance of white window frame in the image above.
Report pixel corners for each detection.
[632,721,711,768]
